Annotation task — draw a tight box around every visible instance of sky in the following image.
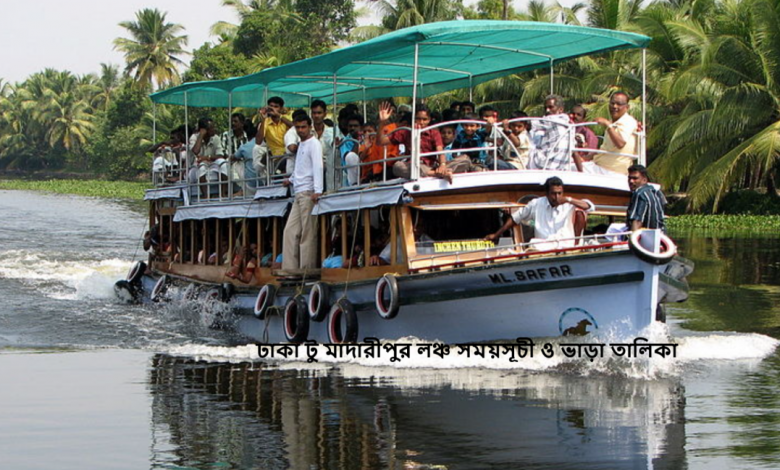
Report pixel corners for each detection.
[0,0,388,85]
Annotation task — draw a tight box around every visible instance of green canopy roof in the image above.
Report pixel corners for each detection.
[151,20,649,108]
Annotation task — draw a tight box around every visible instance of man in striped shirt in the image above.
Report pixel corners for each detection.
[626,164,666,231]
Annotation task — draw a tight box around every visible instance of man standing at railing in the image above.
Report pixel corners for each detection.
[281,113,323,274]
[529,95,573,171]
[485,176,594,249]
[261,96,292,158]
[626,164,666,231]
[593,92,639,175]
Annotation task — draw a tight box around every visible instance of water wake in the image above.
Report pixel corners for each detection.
[0,249,132,300]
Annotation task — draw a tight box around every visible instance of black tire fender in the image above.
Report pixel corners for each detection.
[151,275,170,302]
[127,261,146,284]
[254,284,277,319]
[308,282,330,322]
[283,295,309,344]
[375,274,400,319]
[114,280,138,303]
[328,298,358,344]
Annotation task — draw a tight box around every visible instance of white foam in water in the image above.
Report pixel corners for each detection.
[0,249,132,300]
[164,322,779,381]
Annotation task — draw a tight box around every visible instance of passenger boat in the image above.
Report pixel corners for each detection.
[115,21,693,344]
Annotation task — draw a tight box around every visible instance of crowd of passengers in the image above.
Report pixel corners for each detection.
[148,91,658,278]
[149,91,639,192]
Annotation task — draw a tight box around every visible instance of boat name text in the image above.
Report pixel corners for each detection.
[488,265,572,284]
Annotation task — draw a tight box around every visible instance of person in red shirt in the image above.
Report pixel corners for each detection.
[377,101,452,183]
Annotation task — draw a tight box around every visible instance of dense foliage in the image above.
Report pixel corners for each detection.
[3,0,780,213]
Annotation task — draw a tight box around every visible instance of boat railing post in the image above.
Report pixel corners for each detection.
[492,125,498,171]
[383,146,387,181]
[410,43,420,181]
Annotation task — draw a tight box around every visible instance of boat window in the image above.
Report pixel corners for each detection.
[411,208,508,255]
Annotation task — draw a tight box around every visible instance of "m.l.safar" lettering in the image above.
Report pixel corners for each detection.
[488,265,573,284]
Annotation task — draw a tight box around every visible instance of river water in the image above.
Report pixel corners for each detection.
[1,189,779,469]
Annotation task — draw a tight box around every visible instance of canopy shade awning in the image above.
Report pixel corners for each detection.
[173,199,291,222]
[151,21,650,108]
[312,185,405,215]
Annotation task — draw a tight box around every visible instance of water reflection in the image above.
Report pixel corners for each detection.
[673,232,780,336]
[148,355,686,469]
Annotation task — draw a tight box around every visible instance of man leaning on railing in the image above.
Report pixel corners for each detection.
[593,91,639,175]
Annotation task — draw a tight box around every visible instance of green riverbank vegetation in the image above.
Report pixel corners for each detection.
[0,179,148,200]
[3,0,780,214]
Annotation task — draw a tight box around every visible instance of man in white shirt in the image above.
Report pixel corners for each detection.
[281,114,324,273]
[486,176,595,249]
[189,117,227,197]
[283,101,335,187]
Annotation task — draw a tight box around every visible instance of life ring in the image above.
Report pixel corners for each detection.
[114,280,138,303]
[628,229,677,265]
[254,284,277,319]
[375,274,400,319]
[127,261,146,284]
[283,295,309,344]
[151,275,170,302]
[308,282,330,322]
[328,298,358,344]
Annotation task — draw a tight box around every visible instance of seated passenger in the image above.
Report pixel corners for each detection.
[485,176,594,249]
[221,112,248,157]
[593,92,639,175]
[569,105,602,173]
[499,111,533,169]
[528,95,573,171]
[439,124,457,161]
[359,122,381,183]
[340,113,363,186]
[377,102,452,182]
[446,113,489,173]
[232,120,267,195]
[151,129,185,184]
[189,117,228,197]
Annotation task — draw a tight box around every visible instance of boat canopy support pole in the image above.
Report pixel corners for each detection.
[641,48,647,166]
[469,75,473,103]
[228,92,233,197]
[411,43,420,181]
[362,85,367,119]
[549,59,554,94]
[184,92,189,186]
[332,73,339,190]
[152,103,157,145]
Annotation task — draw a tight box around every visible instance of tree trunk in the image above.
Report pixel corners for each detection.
[502,0,509,20]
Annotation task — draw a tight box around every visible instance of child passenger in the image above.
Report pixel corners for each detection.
[500,111,533,169]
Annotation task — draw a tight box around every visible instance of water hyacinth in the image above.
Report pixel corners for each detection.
[0,179,149,200]
[667,215,780,232]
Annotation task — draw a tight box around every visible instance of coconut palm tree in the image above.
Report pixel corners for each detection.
[91,64,121,112]
[648,0,780,210]
[350,0,460,41]
[114,9,188,90]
